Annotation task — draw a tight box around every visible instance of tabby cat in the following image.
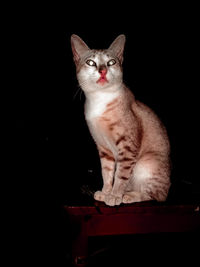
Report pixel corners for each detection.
[71,34,171,206]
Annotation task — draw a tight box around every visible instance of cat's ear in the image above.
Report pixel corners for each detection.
[71,34,90,65]
[108,34,126,63]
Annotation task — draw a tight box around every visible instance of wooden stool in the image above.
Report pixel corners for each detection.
[65,202,200,266]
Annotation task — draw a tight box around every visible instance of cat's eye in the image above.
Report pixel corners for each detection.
[107,59,116,66]
[86,59,96,66]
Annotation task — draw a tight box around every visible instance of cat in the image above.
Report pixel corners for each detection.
[71,34,171,206]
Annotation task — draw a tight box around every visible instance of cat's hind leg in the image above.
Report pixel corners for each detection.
[123,153,170,204]
[122,191,152,203]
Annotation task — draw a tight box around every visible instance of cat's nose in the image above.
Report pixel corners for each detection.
[99,66,107,75]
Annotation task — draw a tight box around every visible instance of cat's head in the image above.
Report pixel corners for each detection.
[71,34,126,94]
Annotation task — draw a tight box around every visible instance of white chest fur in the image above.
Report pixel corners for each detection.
[84,88,121,121]
[84,88,122,155]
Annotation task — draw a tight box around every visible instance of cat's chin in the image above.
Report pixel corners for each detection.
[81,79,122,94]
[96,80,108,86]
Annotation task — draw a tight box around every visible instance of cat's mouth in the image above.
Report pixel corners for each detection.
[96,74,108,85]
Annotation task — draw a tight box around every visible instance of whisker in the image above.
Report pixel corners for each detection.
[79,89,83,101]
[78,80,88,89]
[73,87,81,101]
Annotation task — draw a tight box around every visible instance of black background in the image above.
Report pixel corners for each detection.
[11,3,199,265]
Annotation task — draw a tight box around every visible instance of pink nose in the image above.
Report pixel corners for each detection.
[99,68,107,75]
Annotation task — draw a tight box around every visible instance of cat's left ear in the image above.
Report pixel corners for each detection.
[71,34,90,65]
[108,34,126,63]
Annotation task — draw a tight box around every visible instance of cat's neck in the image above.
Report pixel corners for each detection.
[84,83,125,120]
[86,83,123,96]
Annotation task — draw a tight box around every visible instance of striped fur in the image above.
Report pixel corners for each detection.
[71,34,171,206]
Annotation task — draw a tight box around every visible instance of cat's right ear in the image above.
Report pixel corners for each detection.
[71,34,90,65]
[108,34,126,63]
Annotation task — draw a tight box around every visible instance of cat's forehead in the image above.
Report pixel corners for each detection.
[87,49,115,60]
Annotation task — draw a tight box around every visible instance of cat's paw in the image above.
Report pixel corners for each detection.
[122,194,135,203]
[105,194,122,206]
[94,191,106,202]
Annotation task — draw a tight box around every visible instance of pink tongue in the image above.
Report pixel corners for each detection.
[97,72,108,84]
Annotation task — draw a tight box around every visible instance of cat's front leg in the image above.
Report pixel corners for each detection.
[94,146,115,202]
[105,150,136,206]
